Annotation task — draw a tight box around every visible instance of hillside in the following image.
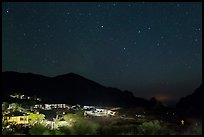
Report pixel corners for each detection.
[176,84,202,117]
[2,71,150,107]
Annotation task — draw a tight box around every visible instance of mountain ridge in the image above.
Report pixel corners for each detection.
[176,84,202,117]
[2,71,150,107]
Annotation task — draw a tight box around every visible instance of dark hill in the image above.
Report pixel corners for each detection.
[176,85,202,117]
[2,71,150,107]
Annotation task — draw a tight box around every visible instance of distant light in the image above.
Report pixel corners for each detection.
[101,25,104,28]
[181,120,184,125]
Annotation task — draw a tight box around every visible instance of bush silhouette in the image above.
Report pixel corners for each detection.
[71,118,99,135]
[29,124,51,135]
[137,120,162,135]
[57,126,71,135]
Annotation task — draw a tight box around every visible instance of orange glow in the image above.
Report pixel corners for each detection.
[155,94,173,102]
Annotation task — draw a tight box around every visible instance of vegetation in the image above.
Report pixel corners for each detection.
[189,126,202,135]
[137,120,162,135]
[137,120,177,135]
[9,103,24,112]
[63,111,99,135]
[63,111,84,125]
[57,126,72,135]
[70,118,99,135]
[182,125,202,135]
[2,101,202,135]
[2,102,9,112]
[99,123,138,135]
[29,124,51,135]
[28,112,45,125]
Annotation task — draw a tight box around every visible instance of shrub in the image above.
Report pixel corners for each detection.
[63,113,81,125]
[183,126,202,135]
[29,124,51,135]
[71,119,99,135]
[28,113,45,125]
[100,124,137,135]
[137,120,162,135]
[101,125,117,135]
[58,126,72,135]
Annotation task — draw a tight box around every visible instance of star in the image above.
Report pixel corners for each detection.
[6,10,9,13]
[113,3,116,7]
[194,39,198,42]
[33,44,38,49]
[157,42,160,46]
[176,3,180,7]
[195,28,201,31]
[148,27,151,30]
[138,30,141,34]
[123,47,126,50]
[101,25,104,28]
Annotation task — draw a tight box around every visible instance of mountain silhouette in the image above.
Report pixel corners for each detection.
[2,71,150,107]
[176,84,202,117]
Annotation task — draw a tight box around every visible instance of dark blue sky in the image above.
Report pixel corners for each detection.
[2,2,202,104]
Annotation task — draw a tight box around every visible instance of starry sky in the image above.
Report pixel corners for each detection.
[2,2,202,105]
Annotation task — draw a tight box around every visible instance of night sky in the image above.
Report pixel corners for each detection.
[2,2,202,105]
